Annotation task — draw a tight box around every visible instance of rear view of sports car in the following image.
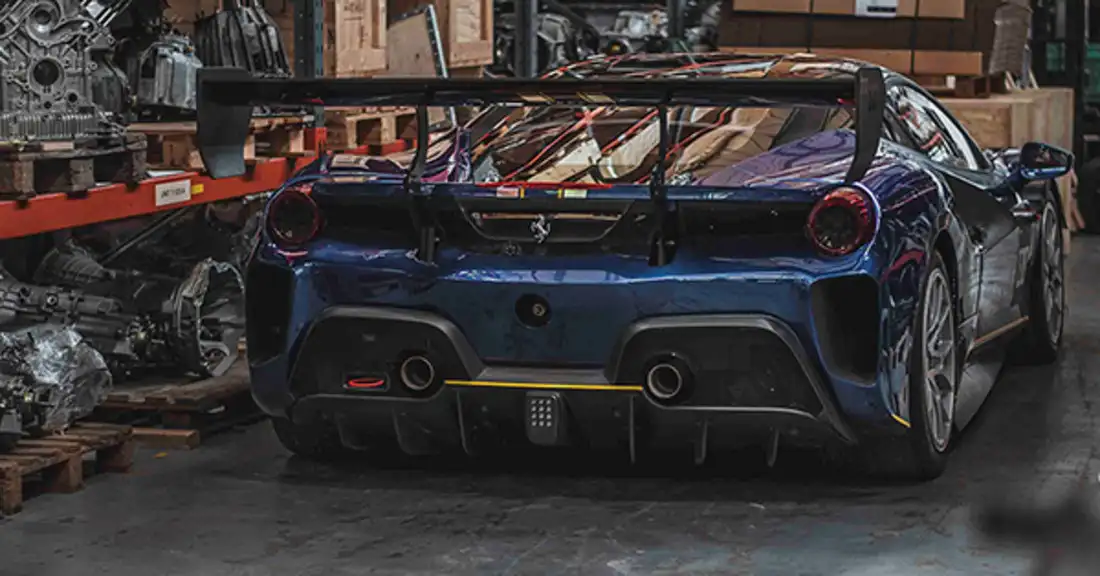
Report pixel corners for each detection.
[197,53,1071,480]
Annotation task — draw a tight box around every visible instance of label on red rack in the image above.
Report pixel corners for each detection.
[496,186,522,198]
[155,179,192,207]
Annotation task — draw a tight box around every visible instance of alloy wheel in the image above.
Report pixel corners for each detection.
[922,267,957,453]
[1040,203,1065,345]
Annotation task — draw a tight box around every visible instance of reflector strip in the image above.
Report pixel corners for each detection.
[347,377,386,389]
[891,413,911,428]
[445,380,642,392]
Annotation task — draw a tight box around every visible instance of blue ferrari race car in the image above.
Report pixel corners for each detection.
[197,53,1071,480]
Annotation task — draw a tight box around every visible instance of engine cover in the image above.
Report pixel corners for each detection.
[193,1,290,77]
[125,33,202,114]
[0,0,130,141]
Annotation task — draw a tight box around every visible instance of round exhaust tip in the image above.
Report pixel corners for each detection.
[645,363,684,400]
[399,355,436,392]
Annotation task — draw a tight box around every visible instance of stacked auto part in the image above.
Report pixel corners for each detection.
[192,0,291,78]
[6,250,248,380]
[493,11,598,76]
[115,23,203,120]
[0,0,132,140]
[490,0,721,76]
[0,324,112,452]
[0,375,42,452]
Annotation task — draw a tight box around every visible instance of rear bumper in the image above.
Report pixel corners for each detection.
[265,306,859,453]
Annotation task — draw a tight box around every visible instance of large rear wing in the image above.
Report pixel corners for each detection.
[195,66,886,183]
[196,66,886,265]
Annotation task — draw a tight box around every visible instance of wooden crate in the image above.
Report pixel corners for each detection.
[130,115,312,171]
[941,88,1077,233]
[0,134,147,201]
[389,0,494,68]
[718,0,998,77]
[915,71,1011,98]
[89,362,263,450]
[718,46,983,76]
[732,0,967,19]
[0,423,133,516]
[325,107,417,150]
[264,0,387,77]
[170,0,388,77]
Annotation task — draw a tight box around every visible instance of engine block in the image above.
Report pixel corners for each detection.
[0,0,130,141]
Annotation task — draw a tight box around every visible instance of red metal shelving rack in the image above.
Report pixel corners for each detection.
[0,155,317,240]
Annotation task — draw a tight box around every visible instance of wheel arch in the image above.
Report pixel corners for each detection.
[933,230,958,295]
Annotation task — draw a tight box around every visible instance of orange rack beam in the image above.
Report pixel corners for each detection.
[0,156,317,240]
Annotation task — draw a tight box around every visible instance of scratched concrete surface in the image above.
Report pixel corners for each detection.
[2,238,1099,576]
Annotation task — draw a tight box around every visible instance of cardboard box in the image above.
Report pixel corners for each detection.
[719,46,983,76]
[718,0,1002,76]
[173,0,389,77]
[388,0,494,68]
[731,0,965,19]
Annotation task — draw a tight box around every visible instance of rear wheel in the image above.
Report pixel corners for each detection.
[1015,200,1065,364]
[271,414,346,461]
[863,251,958,481]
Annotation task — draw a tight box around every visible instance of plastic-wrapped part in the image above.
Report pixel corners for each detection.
[0,324,112,436]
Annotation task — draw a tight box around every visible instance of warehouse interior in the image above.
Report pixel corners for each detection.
[0,0,1098,573]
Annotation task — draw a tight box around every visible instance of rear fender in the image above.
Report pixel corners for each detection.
[871,171,968,428]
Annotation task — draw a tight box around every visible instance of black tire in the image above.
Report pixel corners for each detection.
[0,432,18,454]
[862,251,957,481]
[271,415,346,461]
[1078,157,1100,233]
[1015,199,1065,364]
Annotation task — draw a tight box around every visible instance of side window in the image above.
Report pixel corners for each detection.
[921,95,990,171]
[888,85,986,171]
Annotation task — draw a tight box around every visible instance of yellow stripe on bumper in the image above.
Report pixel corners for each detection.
[445,380,643,392]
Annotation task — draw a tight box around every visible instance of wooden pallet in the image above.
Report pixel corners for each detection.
[130,115,313,171]
[89,362,261,450]
[916,71,1011,99]
[0,423,134,516]
[0,133,148,201]
[325,107,417,151]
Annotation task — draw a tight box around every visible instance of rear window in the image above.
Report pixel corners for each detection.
[465,104,854,184]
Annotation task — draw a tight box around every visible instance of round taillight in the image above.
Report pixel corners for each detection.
[806,187,874,256]
[267,189,320,248]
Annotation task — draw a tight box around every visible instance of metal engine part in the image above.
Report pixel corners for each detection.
[121,32,202,116]
[192,0,291,77]
[0,0,132,141]
[0,254,245,380]
[494,12,596,76]
[0,323,111,450]
[0,375,43,452]
[490,0,719,76]
[602,9,668,54]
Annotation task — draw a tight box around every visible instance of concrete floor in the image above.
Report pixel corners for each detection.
[3,239,1100,576]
